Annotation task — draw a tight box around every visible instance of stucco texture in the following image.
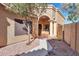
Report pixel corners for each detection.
[0,4,29,46]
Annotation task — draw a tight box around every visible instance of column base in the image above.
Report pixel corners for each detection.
[48,34,58,39]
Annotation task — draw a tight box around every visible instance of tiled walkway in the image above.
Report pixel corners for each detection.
[0,37,78,56]
[47,40,79,56]
[0,39,39,56]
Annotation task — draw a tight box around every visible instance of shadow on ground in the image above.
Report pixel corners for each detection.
[15,48,48,56]
[15,39,79,56]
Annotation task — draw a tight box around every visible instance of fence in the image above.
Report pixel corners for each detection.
[64,22,79,53]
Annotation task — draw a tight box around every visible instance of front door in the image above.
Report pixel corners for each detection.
[38,24,42,36]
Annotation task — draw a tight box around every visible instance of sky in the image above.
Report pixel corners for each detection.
[52,3,73,24]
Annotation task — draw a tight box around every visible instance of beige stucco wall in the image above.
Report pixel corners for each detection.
[0,5,29,46]
[55,11,64,39]
[7,18,29,44]
[32,18,38,37]
[55,11,64,25]
[0,6,7,47]
[39,8,55,20]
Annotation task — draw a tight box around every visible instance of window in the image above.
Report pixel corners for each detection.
[15,19,32,36]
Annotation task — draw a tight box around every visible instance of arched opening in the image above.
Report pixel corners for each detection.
[38,15,50,37]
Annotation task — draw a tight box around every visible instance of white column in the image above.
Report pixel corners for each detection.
[53,8,58,38]
[49,20,54,37]
[36,18,39,37]
[54,22,57,38]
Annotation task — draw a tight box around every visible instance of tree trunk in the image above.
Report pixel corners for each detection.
[26,24,30,45]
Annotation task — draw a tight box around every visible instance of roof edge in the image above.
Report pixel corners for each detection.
[50,4,65,19]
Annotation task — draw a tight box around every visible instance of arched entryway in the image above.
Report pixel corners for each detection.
[38,15,50,38]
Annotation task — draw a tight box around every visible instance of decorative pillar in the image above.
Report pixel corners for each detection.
[35,19,39,37]
[53,8,58,38]
[36,17,40,37]
[32,18,38,37]
[54,22,57,38]
[32,19,36,35]
[49,20,54,37]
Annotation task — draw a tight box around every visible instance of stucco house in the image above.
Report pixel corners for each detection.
[0,3,64,47]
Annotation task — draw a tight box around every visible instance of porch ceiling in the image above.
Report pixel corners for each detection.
[39,15,50,24]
